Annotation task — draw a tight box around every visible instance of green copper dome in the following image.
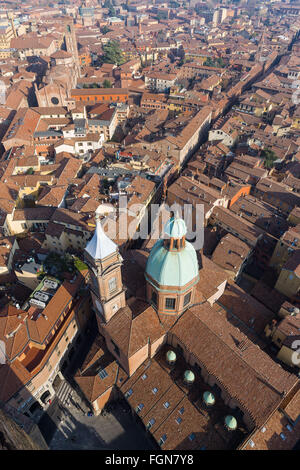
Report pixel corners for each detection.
[166,350,177,363]
[164,217,187,238]
[224,415,237,431]
[145,218,199,289]
[203,391,215,406]
[184,370,195,383]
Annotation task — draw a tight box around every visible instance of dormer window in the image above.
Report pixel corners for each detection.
[125,389,133,398]
[136,403,144,413]
[151,290,157,307]
[147,418,155,429]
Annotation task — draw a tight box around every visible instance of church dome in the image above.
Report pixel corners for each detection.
[224,415,237,431]
[203,391,215,406]
[145,218,199,288]
[166,350,176,364]
[183,370,195,384]
[164,217,187,239]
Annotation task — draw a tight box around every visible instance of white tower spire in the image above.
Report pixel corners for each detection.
[85,214,117,260]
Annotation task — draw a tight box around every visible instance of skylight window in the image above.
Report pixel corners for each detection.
[163,401,170,409]
[189,433,196,441]
[176,417,182,424]
[179,407,185,415]
[159,434,167,446]
[280,433,286,441]
[136,403,144,413]
[125,388,133,398]
[152,387,158,394]
[98,368,108,379]
[142,374,147,380]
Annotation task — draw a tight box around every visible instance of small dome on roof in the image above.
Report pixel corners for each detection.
[166,350,176,363]
[164,217,187,239]
[183,370,195,384]
[224,415,237,431]
[203,391,215,406]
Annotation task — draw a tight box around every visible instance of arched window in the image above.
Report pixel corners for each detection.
[151,290,157,307]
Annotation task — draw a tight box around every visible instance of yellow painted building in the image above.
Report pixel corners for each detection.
[265,314,300,369]
[275,267,300,299]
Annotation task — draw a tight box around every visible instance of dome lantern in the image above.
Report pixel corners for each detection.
[224,415,237,431]
[164,216,187,250]
[166,350,177,365]
[183,370,195,384]
[203,391,215,406]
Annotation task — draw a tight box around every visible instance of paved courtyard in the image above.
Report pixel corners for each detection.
[39,395,155,450]
[37,320,155,451]
[50,404,155,450]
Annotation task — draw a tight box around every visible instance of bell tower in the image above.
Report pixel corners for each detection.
[84,214,126,330]
[65,20,81,79]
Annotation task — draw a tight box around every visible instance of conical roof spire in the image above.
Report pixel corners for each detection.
[85,213,117,260]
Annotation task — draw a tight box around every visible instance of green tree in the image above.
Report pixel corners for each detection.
[108,5,116,16]
[261,148,277,169]
[216,57,225,67]
[177,45,185,66]
[101,40,125,65]
[204,57,225,68]
[103,79,112,88]
[157,30,165,42]
[101,25,112,34]
[204,57,213,67]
